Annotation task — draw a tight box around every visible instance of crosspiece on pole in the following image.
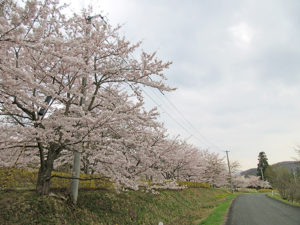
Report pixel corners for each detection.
[38,96,52,116]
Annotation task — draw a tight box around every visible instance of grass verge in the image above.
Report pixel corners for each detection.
[267,193,300,207]
[198,192,239,225]
[0,188,232,225]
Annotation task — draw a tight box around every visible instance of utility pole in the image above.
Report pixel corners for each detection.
[225,150,233,193]
[70,14,104,205]
[70,14,97,205]
[70,150,80,204]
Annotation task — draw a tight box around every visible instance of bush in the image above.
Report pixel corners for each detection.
[177,181,210,188]
[0,167,37,189]
[265,165,300,202]
[257,188,276,193]
[0,167,210,191]
[0,167,113,190]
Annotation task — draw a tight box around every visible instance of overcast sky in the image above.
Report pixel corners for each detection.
[67,0,300,170]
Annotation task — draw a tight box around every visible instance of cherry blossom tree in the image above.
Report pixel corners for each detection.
[243,175,270,188]
[196,150,227,186]
[0,0,173,194]
[232,174,248,189]
[54,88,170,190]
[0,0,235,195]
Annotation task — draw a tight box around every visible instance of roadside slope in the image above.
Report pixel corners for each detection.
[0,188,232,225]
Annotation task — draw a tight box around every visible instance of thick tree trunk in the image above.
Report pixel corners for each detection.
[36,149,57,195]
[36,163,52,195]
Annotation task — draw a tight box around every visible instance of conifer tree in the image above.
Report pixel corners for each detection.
[257,151,269,180]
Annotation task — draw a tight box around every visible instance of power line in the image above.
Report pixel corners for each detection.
[141,87,210,147]
[97,14,224,152]
[159,91,224,151]
[143,83,225,152]
[147,87,222,150]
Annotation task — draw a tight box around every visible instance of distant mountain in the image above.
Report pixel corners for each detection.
[241,168,257,177]
[275,161,300,171]
[241,161,300,177]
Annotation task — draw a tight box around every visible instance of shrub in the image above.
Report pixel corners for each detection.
[0,167,37,189]
[0,167,209,191]
[0,167,113,190]
[257,188,275,193]
[177,181,210,188]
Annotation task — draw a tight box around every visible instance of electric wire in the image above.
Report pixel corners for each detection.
[141,87,210,148]
[95,14,224,153]
[148,88,224,152]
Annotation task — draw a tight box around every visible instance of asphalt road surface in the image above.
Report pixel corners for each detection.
[226,193,300,225]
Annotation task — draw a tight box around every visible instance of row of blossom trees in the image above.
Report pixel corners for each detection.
[232,174,270,189]
[0,0,269,195]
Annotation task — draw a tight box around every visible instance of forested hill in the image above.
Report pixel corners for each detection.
[241,161,300,177]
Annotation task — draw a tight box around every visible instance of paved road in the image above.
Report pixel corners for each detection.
[226,193,300,225]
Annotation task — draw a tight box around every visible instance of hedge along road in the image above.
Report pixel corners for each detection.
[225,193,300,225]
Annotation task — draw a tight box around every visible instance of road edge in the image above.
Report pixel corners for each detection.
[266,194,300,209]
[222,194,241,225]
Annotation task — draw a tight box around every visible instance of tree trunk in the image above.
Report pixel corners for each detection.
[36,164,52,195]
[36,149,57,195]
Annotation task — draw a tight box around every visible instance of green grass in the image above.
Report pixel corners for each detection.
[198,192,239,225]
[267,193,300,207]
[0,188,234,225]
[0,167,239,224]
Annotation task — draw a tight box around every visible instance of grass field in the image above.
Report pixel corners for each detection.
[198,192,239,225]
[0,168,239,224]
[0,188,236,225]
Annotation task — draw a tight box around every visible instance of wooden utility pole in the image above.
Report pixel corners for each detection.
[225,150,233,193]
